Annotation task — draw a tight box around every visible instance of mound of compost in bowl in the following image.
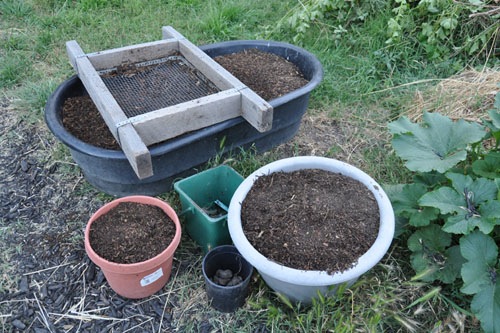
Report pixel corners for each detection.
[241,169,380,274]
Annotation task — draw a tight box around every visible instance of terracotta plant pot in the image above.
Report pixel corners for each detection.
[227,156,395,304]
[84,196,182,299]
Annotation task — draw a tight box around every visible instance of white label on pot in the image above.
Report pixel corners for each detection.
[140,268,164,287]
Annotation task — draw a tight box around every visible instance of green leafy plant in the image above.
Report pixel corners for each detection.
[278,0,384,43]
[283,0,499,62]
[387,88,500,332]
[386,0,500,61]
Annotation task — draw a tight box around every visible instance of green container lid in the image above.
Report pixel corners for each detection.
[174,165,244,253]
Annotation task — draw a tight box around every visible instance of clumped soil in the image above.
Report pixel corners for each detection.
[241,169,380,273]
[211,269,243,287]
[89,202,176,264]
[61,48,309,149]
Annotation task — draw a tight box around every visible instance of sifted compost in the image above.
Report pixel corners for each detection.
[241,169,380,273]
[89,202,176,264]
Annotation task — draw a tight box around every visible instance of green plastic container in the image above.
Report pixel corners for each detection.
[174,165,244,253]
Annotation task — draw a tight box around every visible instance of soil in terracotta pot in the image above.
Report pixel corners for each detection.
[61,49,308,149]
[89,202,176,264]
[241,169,380,274]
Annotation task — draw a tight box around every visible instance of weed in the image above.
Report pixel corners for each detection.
[0,0,33,19]
[0,52,31,88]
[17,80,59,120]
[197,1,244,40]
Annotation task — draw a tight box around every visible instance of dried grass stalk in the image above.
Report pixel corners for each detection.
[404,68,500,123]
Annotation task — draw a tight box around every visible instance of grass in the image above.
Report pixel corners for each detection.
[0,0,493,331]
[0,226,20,293]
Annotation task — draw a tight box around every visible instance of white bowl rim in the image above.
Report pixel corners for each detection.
[228,156,395,286]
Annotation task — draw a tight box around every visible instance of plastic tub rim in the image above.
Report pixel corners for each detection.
[44,76,240,160]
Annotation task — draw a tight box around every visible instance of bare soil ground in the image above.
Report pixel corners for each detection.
[0,95,349,332]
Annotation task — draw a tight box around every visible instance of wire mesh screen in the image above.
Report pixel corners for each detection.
[99,55,221,118]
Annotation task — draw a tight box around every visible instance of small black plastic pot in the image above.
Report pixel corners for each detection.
[44,41,323,197]
[202,245,253,312]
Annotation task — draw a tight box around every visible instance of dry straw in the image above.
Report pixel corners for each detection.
[403,67,500,123]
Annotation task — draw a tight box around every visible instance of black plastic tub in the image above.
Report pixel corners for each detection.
[44,41,323,197]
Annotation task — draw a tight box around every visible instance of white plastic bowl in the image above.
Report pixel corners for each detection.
[228,156,395,303]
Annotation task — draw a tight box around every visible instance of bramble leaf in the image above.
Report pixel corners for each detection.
[442,214,495,235]
[441,245,466,284]
[410,207,440,228]
[420,174,499,234]
[460,231,497,295]
[471,284,500,333]
[408,224,451,253]
[388,112,486,173]
[486,107,500,148]
[489,109,500,129]
[440,198,500,234]
[413,171,447,187]
[446,173,497,205]
[496,179,500,201]
[445,173,473,196]
[481,200,500,220]
[383,185,412,236]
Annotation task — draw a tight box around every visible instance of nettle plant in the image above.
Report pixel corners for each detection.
[387,89,500,332]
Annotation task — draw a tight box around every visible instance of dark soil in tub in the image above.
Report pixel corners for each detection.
[61,48,309,149]
[241,169,380,274]
[213,48,309,101]
[62,95,121,150]
[89,202,176,264]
